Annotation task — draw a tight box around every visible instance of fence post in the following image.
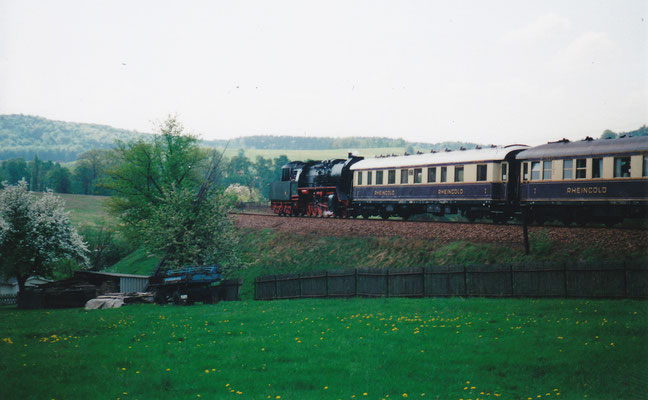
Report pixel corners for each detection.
[299,273,302,298]
[463,264,468,296]
[563,262,568,297]
[325,271,329,298]
[254,277,257,300]
[510,264,514,297]
[354,269,358,297]
[386,269,390,297]
[274,275,278,300]
[421,267,426,297]
[623,261,628,297]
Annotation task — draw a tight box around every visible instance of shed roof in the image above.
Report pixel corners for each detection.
[351,145,528,170]
[74,270,150,279]
[516,136,648,160]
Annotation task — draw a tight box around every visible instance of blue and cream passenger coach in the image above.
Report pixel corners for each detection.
[515,135,648,225]
[350,145,528,222]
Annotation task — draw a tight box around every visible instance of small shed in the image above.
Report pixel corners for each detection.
[73,271,150,293]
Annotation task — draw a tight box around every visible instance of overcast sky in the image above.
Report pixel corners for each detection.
[1,0,646,145]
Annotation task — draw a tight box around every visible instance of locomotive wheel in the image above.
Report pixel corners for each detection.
[362,213,370,219]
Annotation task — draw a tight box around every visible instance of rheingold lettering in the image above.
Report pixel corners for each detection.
[566,186,607,194]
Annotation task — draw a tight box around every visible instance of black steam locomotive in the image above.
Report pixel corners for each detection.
[270,136,648,225]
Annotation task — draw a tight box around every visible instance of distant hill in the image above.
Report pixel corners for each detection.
[0,114,481,161]
[0,115,149,162]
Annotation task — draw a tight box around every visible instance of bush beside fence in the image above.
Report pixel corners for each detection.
[254,262,648,300]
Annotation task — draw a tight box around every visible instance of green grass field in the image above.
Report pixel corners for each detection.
[56,193,116,229]
[1,298,646,400]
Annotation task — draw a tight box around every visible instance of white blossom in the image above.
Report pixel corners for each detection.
[0,180,89,289]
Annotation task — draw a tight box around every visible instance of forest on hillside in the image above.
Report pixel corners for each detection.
[1,114,466,161]
[2,114,645,162]
[0,114,148,161]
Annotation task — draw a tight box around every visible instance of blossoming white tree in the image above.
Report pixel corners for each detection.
[0,180,89,292]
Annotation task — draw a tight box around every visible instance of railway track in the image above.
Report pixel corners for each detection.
[231,211,648,231]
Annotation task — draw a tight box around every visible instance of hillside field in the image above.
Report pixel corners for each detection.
[56,193,115,228]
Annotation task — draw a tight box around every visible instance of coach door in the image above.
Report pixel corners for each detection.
[505,151,524,203]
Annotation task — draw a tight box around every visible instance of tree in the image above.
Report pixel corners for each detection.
[103,116,239,271]
[30,154,42,191]
[601,129,617,139]
[103,116,207,233]
[45,164,72,193]
[73,149,111,195]
[140,186,239,272]
[3,158,30,185]
[0,180,89,292]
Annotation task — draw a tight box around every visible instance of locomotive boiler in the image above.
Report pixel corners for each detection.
[270,153,363,217]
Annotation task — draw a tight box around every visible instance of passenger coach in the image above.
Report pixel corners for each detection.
[350,145,528,222]
[516,135,648,225]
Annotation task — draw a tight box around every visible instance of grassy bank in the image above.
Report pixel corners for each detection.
[108,228,648,299]
[2,298,646,400]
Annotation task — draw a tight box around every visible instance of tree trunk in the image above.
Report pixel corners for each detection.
[16,274,28,293]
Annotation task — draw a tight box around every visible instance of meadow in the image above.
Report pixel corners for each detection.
[56,193,115,229]
[1,297,646,400]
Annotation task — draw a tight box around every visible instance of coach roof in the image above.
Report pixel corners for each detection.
[350,145,528,170]
[516,135,648,160]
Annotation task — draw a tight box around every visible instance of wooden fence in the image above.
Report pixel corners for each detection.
[254,262,648,300]
[0,294,18,305]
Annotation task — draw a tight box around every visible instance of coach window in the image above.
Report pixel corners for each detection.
[501,163,508,181]
[367,171,372,185]
[454,166,464,182]
[592,158,602,179]
[400,169,409,184]
[644,155,648,177]
[530,161,541,180]
[388,170,396,184]
[413,168,422,183]
[576,159,586,179]
[614,157,631,177]
[476,164,487,181]
[357,171,363,185]
[440,166,447,182]
[563,159,573,180]
[522,163,529,181]
[542,161,552,180]
[428,167,437,183]
[376,170,384,185]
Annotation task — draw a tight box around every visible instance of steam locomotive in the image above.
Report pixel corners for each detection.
[269,136,648,225]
